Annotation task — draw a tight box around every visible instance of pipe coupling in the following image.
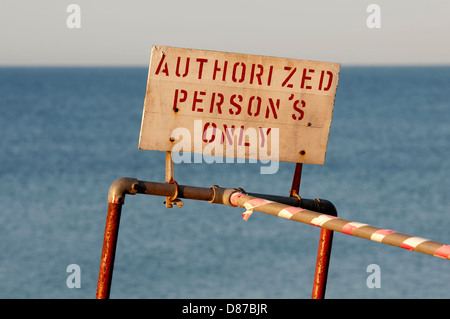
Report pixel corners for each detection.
[107,177,140,204]
[209,185,244,206]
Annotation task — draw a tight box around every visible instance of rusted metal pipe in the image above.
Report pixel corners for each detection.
[289,163,303,198]
[310,198,337,299]
[108,178,239,206]
[106,177,337,211]
[96,202,123,299]
[312,228,334,299]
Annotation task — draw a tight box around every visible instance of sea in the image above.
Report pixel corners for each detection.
[0,66,448,299]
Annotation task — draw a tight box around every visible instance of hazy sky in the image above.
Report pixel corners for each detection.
[1,0,449,66]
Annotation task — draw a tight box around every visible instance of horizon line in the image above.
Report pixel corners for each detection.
[1,62,450,68]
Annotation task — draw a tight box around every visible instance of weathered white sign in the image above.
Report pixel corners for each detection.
[139,46,340,164]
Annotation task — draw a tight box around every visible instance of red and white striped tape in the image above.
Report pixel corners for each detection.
[230,192,450,260]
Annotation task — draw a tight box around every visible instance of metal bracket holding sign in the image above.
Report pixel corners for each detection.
[164,151,183,208]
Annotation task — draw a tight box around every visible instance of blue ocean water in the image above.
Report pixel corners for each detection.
[0,66,448,299]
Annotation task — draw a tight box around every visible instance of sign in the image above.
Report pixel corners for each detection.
[139,46,340,164]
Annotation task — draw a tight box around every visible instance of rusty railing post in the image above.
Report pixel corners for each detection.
[289,163,335,299]
[312,227,334,299]
[96,202,123,299]
[96,178,139,299]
